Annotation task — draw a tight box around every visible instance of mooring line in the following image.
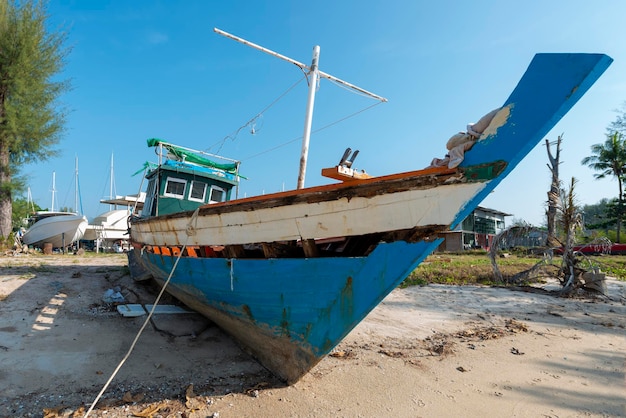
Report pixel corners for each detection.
[84,209,199,417]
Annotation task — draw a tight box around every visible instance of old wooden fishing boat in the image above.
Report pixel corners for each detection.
[128,51,611,383]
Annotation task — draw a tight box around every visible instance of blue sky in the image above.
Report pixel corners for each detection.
[21,0,626,226]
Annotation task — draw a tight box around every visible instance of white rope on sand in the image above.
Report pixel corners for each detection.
[84,208,199,417]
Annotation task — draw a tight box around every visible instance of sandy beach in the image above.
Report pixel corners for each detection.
[0,253,624,417]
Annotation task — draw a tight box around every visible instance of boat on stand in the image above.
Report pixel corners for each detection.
[127,29,612,384]
[22,211,88,249]
[22,161,88,251]
[83,154,145,252]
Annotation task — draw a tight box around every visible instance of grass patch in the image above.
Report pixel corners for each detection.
[18,273,35,280]
[583,255,626,279]
[402,253,626,287]
[77,252,128,259]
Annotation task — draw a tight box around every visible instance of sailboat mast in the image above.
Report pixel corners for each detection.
[51,171,56,212]
[75,156,79,214]
[27,187,34,212]
[110,153,115,210]
[214,28,386,189]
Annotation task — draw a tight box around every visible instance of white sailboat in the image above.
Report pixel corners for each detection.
[83,209,130,242]
[22,160,88,250]
[83,153,145,251]
[22,211,88,249]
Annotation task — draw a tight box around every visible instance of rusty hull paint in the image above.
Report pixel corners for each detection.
[136,237,442,383]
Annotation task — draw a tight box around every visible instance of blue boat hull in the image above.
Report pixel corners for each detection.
[137,238,442,382]
[130,53,612,383]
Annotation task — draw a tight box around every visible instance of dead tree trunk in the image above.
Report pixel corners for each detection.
[559,177,584,294]
[545,135,562,247]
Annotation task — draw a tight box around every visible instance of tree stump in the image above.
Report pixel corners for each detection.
[582,270,607,294]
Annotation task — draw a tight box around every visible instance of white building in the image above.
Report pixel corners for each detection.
[438,206,511,252]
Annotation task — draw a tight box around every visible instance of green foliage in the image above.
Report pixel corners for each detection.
[581,199,626,243]
[0,0,71,238]
[583,198,615,228]
[604,199,626,235]
[0,231,15,250]
[604,229,621,244]
[581,132,626,182]
[599,258,626,278]
[11,196,42,230]
[0,0,70,165]
[581,131,626,243]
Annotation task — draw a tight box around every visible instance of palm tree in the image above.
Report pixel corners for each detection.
[581,131,626,242]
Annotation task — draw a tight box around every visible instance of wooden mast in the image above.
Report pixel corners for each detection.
[213,28,387,189]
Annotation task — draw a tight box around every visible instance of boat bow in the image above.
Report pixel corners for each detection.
[128,52,612,384]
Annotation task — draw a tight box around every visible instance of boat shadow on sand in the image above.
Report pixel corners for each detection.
[0,256,285,416]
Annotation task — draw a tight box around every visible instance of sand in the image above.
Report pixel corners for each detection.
[0,253,624,417]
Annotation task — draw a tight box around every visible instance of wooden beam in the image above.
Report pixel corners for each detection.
[302,239,319,257]
[224,245,246,258]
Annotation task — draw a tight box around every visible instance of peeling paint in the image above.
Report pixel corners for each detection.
[480,104,512,139]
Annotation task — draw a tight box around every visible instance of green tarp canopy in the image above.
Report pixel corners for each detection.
[147,138,239,173]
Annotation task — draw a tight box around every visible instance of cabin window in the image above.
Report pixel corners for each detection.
[164,177,187,199]
[189,181,207,202]
[144,179,157,216]
[209,185,226,204]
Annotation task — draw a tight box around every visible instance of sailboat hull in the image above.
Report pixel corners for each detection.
[22,214,88,248]
[83,209,130,241]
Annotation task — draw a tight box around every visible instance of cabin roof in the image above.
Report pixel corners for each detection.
[147,159,240,186]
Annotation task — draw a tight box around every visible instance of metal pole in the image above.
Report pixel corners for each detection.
[213,28,387,189]
[75,156,79,214]
[51,171,56,212]
[297,46,320,189]
[110,153,114,211]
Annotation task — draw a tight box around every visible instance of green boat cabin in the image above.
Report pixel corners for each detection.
[142,159,239,217]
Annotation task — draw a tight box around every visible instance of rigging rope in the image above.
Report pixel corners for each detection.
[83,209,200,417]
[241,100,385,161]
[208,75,307,154]
[209,70,387,163]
